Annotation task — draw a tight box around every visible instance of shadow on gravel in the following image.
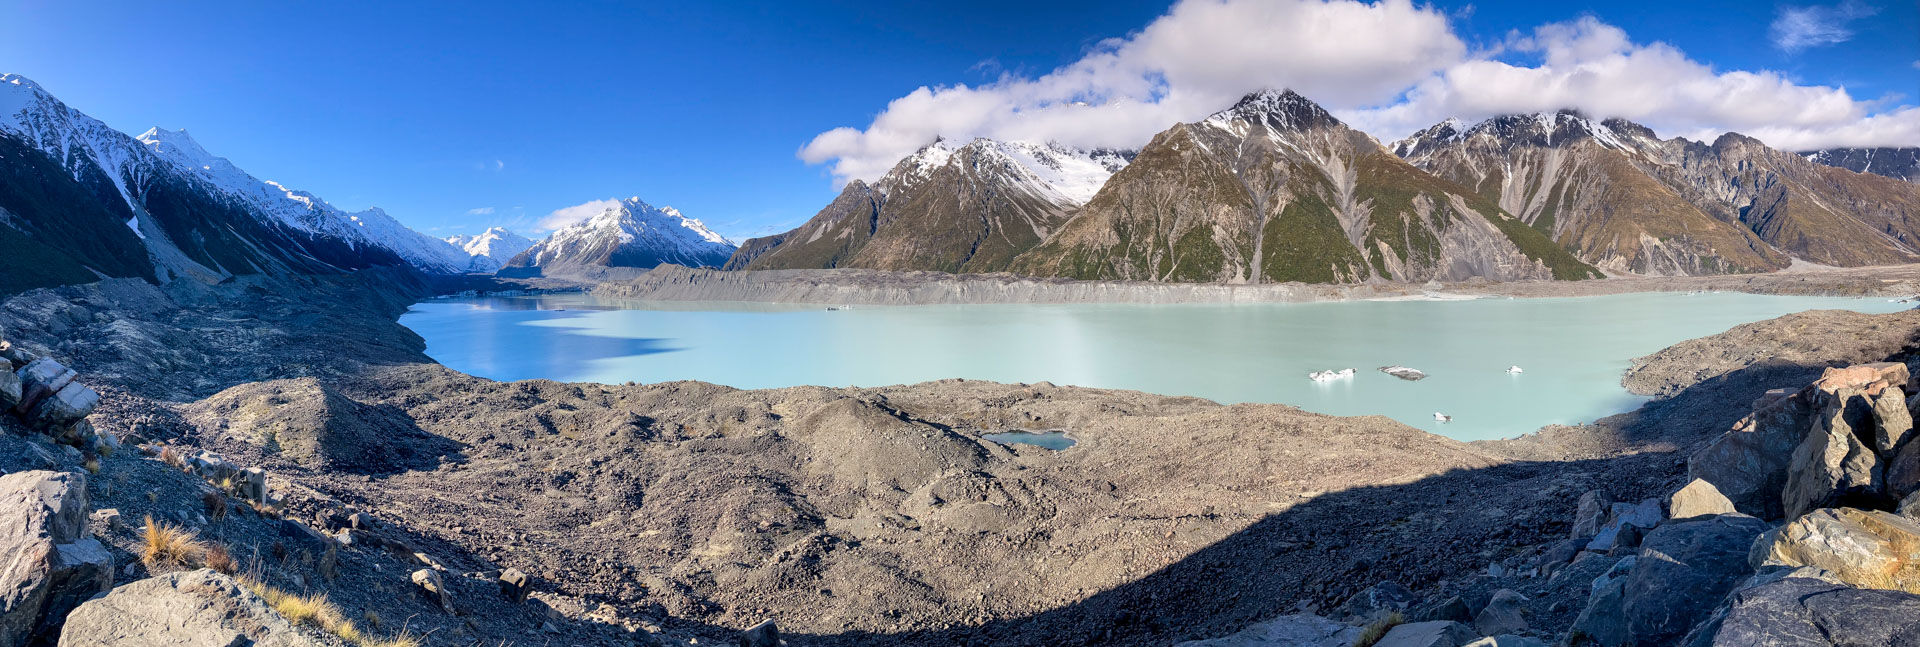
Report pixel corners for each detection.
[715,353,1918,647]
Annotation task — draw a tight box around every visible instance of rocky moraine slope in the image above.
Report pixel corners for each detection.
[0,258,1917,646]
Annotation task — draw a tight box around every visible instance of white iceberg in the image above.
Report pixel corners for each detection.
[1433,412,1452,422]
[1308,368,1356,382]
[1506,366,1524,374]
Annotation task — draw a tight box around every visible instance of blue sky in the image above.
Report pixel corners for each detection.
[4,0,1916,241]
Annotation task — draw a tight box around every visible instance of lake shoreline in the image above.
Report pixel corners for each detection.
[586,263,1920,306]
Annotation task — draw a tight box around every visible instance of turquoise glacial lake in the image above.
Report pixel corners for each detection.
[399,292,1910,441]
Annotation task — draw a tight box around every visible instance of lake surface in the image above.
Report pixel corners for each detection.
[399,292,1909,440]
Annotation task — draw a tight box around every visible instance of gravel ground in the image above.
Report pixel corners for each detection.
[2,266,1916,646]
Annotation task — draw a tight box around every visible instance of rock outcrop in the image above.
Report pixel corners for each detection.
[1571,514,1770,646]
[0,471,110,647]
[1751,507,1920,593]
[56,570,339,646]
[1682,576,1920,646]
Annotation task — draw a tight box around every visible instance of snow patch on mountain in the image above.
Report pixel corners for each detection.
[445,227,533,271]
[510,198,735,270]
[877,138,1134,207]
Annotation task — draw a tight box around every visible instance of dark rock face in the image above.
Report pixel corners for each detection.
[1683,576,1920,646]
[1802,147,1920,183]
[1573,514,1769,646]
[0,471,109,647]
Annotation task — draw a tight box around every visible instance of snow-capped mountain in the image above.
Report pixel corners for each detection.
[1393,110,1920,272]
[504,198,735,273]
[134,127,474,274]
[0,72,475,294]
[725,137,1134,273]
[1009,90,1599,283]
[445,227,533,272]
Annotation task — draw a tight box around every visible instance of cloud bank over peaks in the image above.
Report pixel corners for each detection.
[800,0,1920,186]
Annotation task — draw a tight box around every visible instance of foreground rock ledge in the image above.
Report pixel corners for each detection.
[58,569,337,647]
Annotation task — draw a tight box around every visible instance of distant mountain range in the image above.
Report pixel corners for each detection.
[3,71,1916,294]
[1801,147,1920,183]
[0,73,734,295]
[734,91,1920,282]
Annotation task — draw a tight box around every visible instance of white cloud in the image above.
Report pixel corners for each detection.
[801,0,1919,184]
[1342,17,1885,150]
[466,206,495,215]
[539,198,620,231]
[798,0,1466,184]
[1770,1,1877,53]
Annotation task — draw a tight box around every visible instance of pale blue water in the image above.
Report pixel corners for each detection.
[399,292,1910,440]
[982,430,1077,450]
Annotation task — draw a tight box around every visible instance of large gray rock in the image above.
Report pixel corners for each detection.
[1571,490,1612,538]
[0,362,19,410]
[1873,387,1915,456]
[1689,388,1814,519]
[1892,432,1920,501]
[1173,613,1360,647]
[1572,514,1769,646]
[1670,479,1737,519]
[1585,499,1663,552]
[1783,390,1885,519]
[739,619,780,647]
[1751,507,1920,593]
[23,383,97,433]
[1372,621,1479,647]
[39,540,111,639]
[1682,576,1920,646]
[1902,490,1920,520]
[1334,580,1418,622]
[1472,589,1527,636]
[0,470,98,647]
[410,568,454,613]
[57,569,337,646]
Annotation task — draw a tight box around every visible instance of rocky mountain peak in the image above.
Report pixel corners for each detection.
[1208,88,1341,132]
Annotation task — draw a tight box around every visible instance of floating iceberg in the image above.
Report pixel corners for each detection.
[1308,368,1356,382]
[1379,366,1427,381]
[1433,412,1452,422]
[1506,366,1524,374]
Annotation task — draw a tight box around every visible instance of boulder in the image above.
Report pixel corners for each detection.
[0,471,98,647]
[739,619,780,647]
[0,363,19,410]
[411,568,455,613]
[1670,479,1737,519]
[57,569,333,646]
[40,539,112,638]
[1572,514,1769,646]
[1681,576,1920,646]
[1371,621,1478,647]
[1334,580,1418,622]
[1891,435,1920,501]
[499,567,531,602]
[239,467,267,503]
[1571,490,1612,538]
[90,509,121,534]
[1173,613,1360,647]
[1410,596,1473,624]
[1751,507,1920,593]
[1689,390,1814,519]
[1585,499,1662,552]
[1782,391,1886,519]
[23,383,97,433]
[1902,491,1920,519]
[1872,387,1914,456]
[0,341,31,369]
[1472,589,1527,636]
